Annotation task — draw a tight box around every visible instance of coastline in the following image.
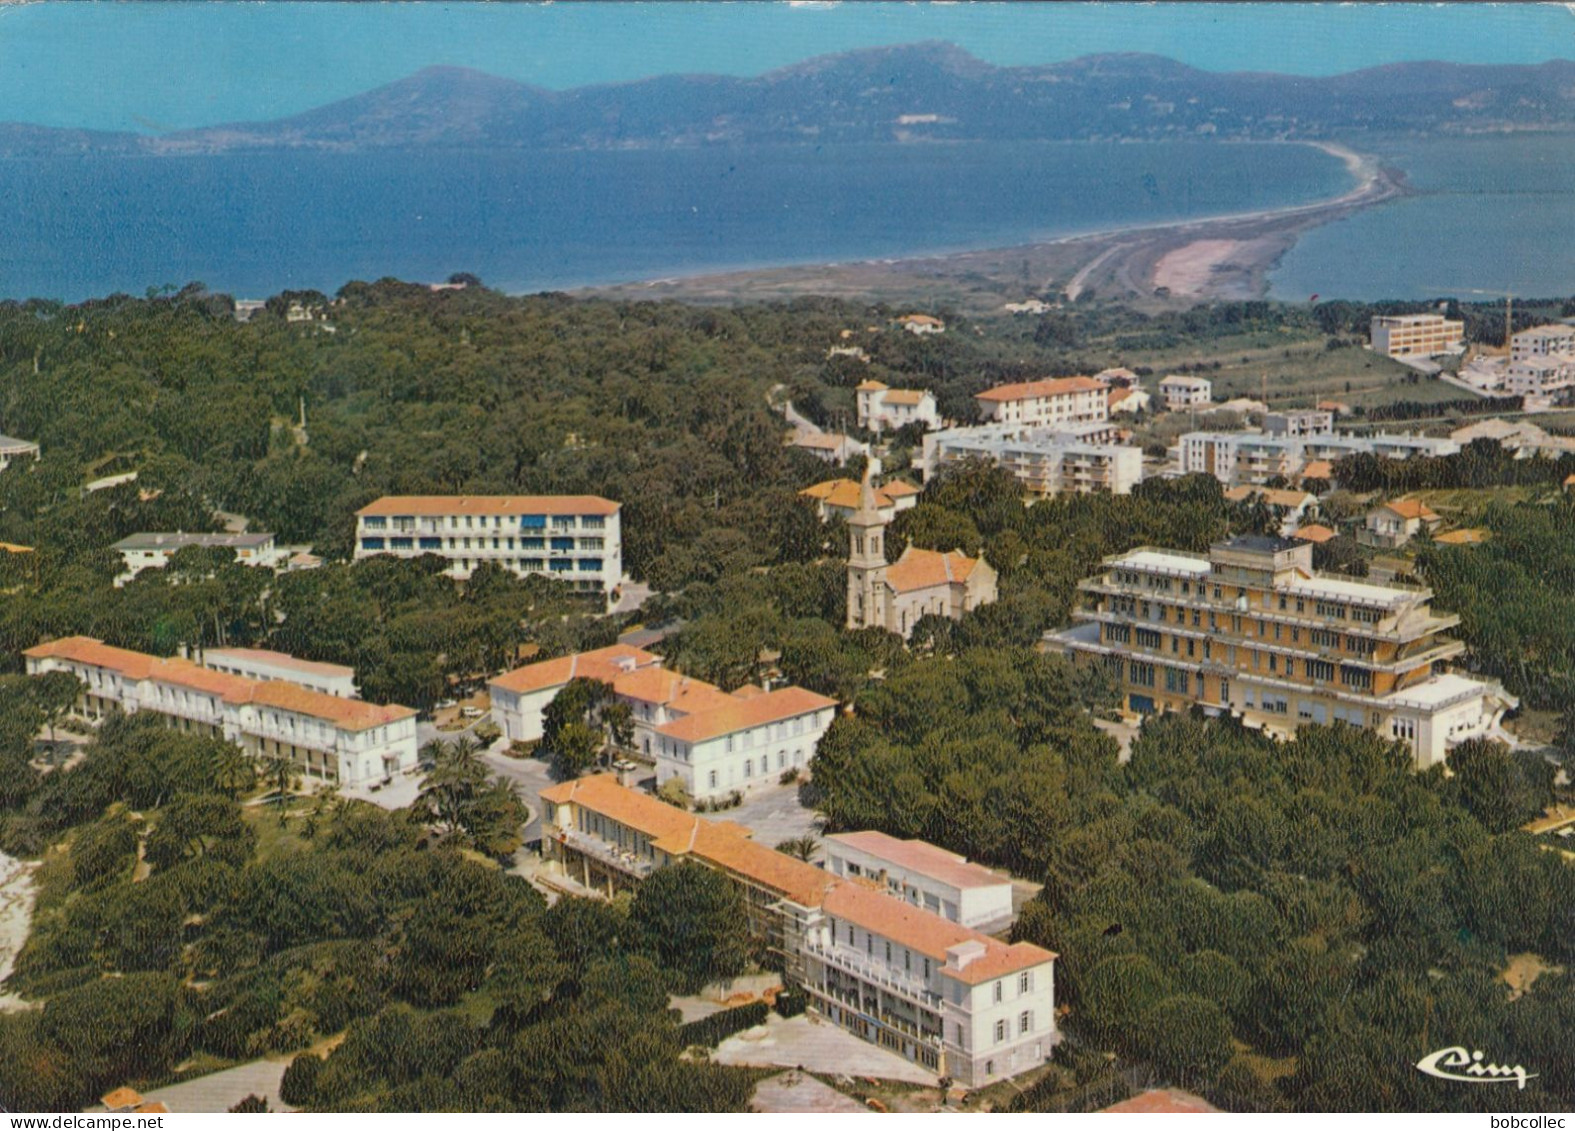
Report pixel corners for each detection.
[575,138,1404,312]
[0,850,38,1011]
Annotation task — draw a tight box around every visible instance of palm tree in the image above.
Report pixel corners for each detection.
[258,755,299,825]
[775,835,820,862]
[213,744,256,800]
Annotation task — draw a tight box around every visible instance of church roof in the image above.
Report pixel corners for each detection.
[884,547,984,593]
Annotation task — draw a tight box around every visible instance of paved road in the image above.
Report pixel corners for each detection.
[729,781,823,851]
[481,744,557,845]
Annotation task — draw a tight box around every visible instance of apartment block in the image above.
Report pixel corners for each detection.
[1504,357,1575,399]
[354,496,622,600]
[0,434,39,473]
[921,423,1140,496]
[1158,375,1213,410]
[1510,324,1575,361]
[23,637,417,785]
[112,532,284,586]
[538,774,1056,1087]
[1180,429,1460,485]
[1360,499,1442,549]
[200,647,358,698]
[490,646,836,801]
[1369,314,1465,358]
[856,381,942,434]
[974,377,1107,428]
[1044,536,1515,768]
[823,831,1014,932]
[1263,410,1335,437]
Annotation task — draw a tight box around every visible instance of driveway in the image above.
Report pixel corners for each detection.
[481,744,557,845]
[729,782,823,853]
[714,1013,938,1086]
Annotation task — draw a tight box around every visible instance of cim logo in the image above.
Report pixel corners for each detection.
[1416,1046,1537,1089]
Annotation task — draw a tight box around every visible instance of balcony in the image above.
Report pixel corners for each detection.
[557,827,656,878]
[804,941,944,1009]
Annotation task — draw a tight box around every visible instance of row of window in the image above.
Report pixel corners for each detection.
[364,514,606,532]
[361,536,604,553]
[1112,571,1392,629]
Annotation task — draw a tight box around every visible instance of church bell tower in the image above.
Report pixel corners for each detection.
[846,460,889,631]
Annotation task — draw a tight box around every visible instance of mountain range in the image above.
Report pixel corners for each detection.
[6,42,1575,156]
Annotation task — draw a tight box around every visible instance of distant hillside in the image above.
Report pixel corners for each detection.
[5,42,1575,156]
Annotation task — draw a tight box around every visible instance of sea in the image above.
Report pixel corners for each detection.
[1,141,1355,302]
[3,135,1573,306]
[1267,134,1575,302]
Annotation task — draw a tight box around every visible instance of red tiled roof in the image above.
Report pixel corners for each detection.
[1101,1089,1219,1114]
[490,644,660,695]
[245,681,416,731]
[1301,460,1335,480]
[23,636,160,680]
[799,479,906,511]
[1380,498,1439,521]
[356,495,619,517]
[884,548,982,594]
[855,380,889,392]
[654,686,837,744]
[975,377,1103,402]
[611,667,737,716]
[882,389,928,406]
[203,647,354,680]
[1293,524,1338,544]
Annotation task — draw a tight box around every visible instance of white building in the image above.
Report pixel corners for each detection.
[537,774,1057,1087]
[897,314,946,335]
[0,434,39,473]
[1504,357,1575,399]
[823,831,1014,932]
[922,424,1142,497]
[354,495,622,601]
[1510,324,1575,361]
[489,643,663,745]
[856,381,942,434]
[1158,375,1213,410]
[1369,314,1465,359]
[787,431,870,467]
[974,377,1107,428]
[23,637,417,786]
[1107,387,1151,416]
[1180,429,1460,486]
[1263,410,1335,437]
[651,685,837,801]
[112,532,285,586]
[201,647,359,698]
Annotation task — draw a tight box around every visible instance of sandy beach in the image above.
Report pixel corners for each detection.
[0,850,38,1010]
[580,139,1405,314]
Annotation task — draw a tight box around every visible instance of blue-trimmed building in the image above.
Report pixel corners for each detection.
[354,495,622,605]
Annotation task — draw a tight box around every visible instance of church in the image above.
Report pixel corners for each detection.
[845,465,998,638]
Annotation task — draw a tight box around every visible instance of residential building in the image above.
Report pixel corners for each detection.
[537,774,1057,1086]
[787,430,870,466]
[1003,300,1053,315]
[799,477,921,523]
[822,831,1014,932]
[856,381,941,434]
[200,647,358,698]
[1316,399,1353,417]
[896,314,945,335]
[1178,432,1301,485]
[1369,314,1465,358]
[1510,324,1575,361]
[490,644,663,744]
[846,470,997,638]
[1293,523,1337,545]
[1107,387,1151,416]
[0,434,39,473]
[489,644,835,800]
[1449,418,1575,459]
[1158,375,1213,410]
[1223,486,1318,536]
[1504,357,1575,400]
[1263,410,1335,437]
[921,423,1140,496]
[650,685,838,801]
[1180,429,1459,486]
[23,637,417,785]
[1044,536,1515,768]
[1092,367,1139,387]
[354,495,622,600]
[974,378,1107,428]
[1217,397,1268,418]
[1360,499,1442,549]
[111,532,284,586]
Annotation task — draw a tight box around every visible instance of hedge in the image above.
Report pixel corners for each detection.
[677,1001,770,1048]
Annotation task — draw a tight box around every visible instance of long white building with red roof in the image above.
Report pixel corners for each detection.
[538,773,1056,1087]
[353,495,622,603]
[974,376,1107,428]
[23,636,417,786]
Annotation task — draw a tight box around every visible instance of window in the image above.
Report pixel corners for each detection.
[1127,661,1156,688]
[361,537,385,550]
[1341,665,1373,690]
[1019,972,1032,993]
[993,981,1003,1004]
[708,771,717,789]
[362,516,387,530]
[994,1020,1007,1043]
[1164,667,1188,694]
[1104,623,1131,644]
[1311,628,1339,648]
[1306,659,1335,682]
[744,759,753,778]
[885,941,892,962]
[1020,1011,1032,1034]
[1136,627,1161,649]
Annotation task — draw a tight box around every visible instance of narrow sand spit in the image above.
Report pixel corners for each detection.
[1152,239,1246,297]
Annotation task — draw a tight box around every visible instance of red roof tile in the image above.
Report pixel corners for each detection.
[975,377,1103,402]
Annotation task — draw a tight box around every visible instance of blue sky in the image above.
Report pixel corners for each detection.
[1,2,1572,133]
